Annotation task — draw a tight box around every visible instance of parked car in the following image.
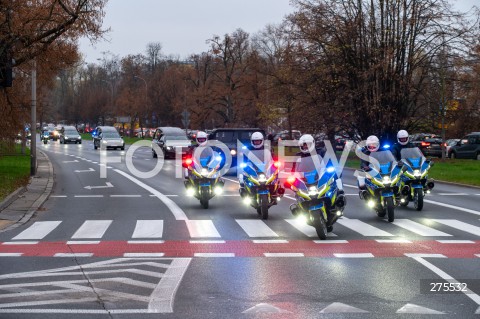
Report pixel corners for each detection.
[59,126,82,144]
[272,130,301,145]
[93,126,125,150]
[445,139,461,156]
[421,138,443,158]
[151,127,190,159]
[448,132,480,160]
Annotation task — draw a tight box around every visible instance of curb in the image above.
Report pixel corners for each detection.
[0,150,54,233]
[342,166,480,189]
[0,186,27,212]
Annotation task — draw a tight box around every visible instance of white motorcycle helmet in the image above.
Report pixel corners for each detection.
[397,130,409,145]
[298,134,315,154]
[366,135,380,152]
[196,131,208,147]
[251,132,264,149]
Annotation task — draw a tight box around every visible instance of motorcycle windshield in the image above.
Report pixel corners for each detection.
[369,150,396,174]
[244,149,274,177]
[294,155,326,185]
[400,147,425,169]
[193,148,220,170]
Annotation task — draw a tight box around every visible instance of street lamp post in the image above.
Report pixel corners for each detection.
[100,79,114,125]
[134,75,148,137]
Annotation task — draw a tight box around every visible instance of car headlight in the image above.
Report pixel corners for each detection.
[258,174,267,182]
[78,136,82,139]
[102,140,108,144]
[167,146,173,150]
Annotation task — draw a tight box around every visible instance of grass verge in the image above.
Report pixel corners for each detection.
[342,157,480,187]
[0,147,30,202]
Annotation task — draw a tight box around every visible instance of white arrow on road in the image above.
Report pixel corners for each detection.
[62,160,79,163]
[84,182,114,190]
[74,168,95,173]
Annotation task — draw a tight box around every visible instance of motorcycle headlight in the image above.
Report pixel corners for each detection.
[382,176,391,185]
[258,174,267,182]
[201,168,209,176]
[414,169,421,177]
[308,186,318,196]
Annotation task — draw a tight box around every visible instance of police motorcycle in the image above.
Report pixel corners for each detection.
[284,154,346,240]
[239,149,284,220]
[398,147,435,211]
[183,148,225,209]
[41,130,49,144]
[359,150,405,222]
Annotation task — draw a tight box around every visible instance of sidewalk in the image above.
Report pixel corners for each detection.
[0,150,54,232]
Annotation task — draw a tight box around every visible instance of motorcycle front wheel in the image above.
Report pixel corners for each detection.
[414,188,424,211]
[200,188,209,209]
[386,197,395,222]
[312,212,327,240]
[259,194,269,220]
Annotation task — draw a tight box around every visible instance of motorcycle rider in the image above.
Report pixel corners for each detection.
[391,130,416,161]
[294,134,344,193]
[239,131,271,188]
[184,131,214,180]
[358,135,380,191]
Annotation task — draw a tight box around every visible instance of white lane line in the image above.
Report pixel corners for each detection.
[424,199,480,216]
[313,240,348,244]
[436,193,471,196]
[236,220,279,238]
[264,253,304,257]
[165,195,178,197]
[405,253,447,258]
[189,240,226,244]
[2,241,38,245]
[344,184,357,188]
[223,177,239,184]
[334,253,374,258]
[114,169,188,220]
[66,241,100,245]
[128,240,165,244]
[253,240,289,244]
[475,254,480,258]
[50,195,67,198]
[132,220,164,239]
[185,220,221,238]
[407,255,480,306]
[392,219,452,237]
[432,219,480,236]
[12,221,62,240]
[194,253,235,257]
[54,253,94,257]
[110,195,142,198]
[436,240,475,244]
[0,253,23,257]
[74,195,104,198]
[376,239,412,243]
[71,220,112,239]
[337,219,393,237]
[123,253,165,257]
[285,219,338,237]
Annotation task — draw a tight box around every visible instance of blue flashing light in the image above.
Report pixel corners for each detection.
[383,144,391,149]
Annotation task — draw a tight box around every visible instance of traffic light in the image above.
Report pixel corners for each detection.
[0,42,13,88]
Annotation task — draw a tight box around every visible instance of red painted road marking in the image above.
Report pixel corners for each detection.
[0,240,478,258]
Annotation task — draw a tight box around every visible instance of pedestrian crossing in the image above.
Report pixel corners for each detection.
[3,217,480,243]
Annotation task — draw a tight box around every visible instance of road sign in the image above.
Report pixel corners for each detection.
[181,110,190,127]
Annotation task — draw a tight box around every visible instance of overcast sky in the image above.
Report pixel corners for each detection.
[78,0,478,64]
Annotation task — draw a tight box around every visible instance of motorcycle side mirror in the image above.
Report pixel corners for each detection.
[397,161,404,168]
[429,161,434,167]
[401,166,408,173]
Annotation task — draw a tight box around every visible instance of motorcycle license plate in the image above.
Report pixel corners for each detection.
[258,190,270,195]
[382,191,394,197]
[412,184,423,189]
[199,183,211,187]
[309,203,324,211]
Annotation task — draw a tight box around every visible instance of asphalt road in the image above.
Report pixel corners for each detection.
[0,138,479,318]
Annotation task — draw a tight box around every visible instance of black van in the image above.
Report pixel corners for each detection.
[209,128,266,173]
[151,127,190,158]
